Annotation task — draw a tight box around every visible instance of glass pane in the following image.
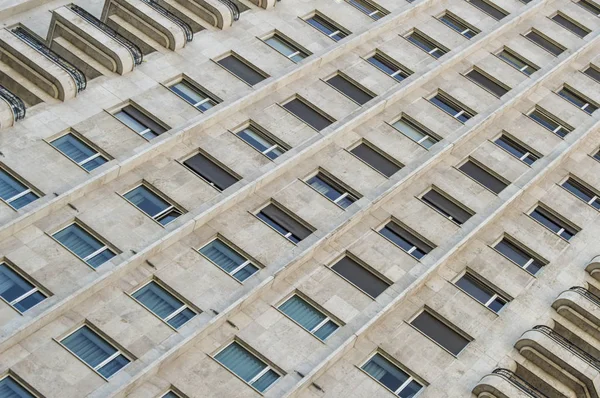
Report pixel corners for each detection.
[307,175,344,202]
[125,186,171,219]
[62,326,117,368]
[82,156,107,171]
[171,82,205,105]
[0,170,28,202]
[0,377,35,398]
[238,127,273,153]
[199,239,247,273]
[362,354,409,392]
[252,369,279,392]
[266,147,284,160]
[279,295,326,332]
[157,210,181,226]
[133,281,184,320]
[400,380,423,398]
[53,224,107,263]
[307,17,337,37]
[455,274,493,304]
[411,312,469,355]
[0,264,34,303]
[488,298,506,313]
[265,36,297,58]
[115,111,147,134]
[495,240,530,266]
[393,119,426,143]
[430,96,460,116]
[167,308,196,329]
[215,342,267,382]
[380,227,414,253]
[52,134,98,165]
[314,320,338,340]
[14,291,45,312]
[563,179,594,202]
[9,192,38,210]
[97,354,129,378]
[87,249,116,268]
[233,263,259,282]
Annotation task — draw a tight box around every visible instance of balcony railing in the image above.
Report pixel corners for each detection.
[0,85,25,121]
[491,369,547,398]
[68,4,143,65]
[11,27,87,93]
[569,286,600,308]
[532,325,600,371]
[139,0,193,42]
[218,0,240,21]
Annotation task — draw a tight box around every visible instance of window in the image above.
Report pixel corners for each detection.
[494,134,539,165]
[51,133,108,171]
[361,353,424,397]
[330,255,389,298]
[551,13,589,38]
[199,238,259,282]
[558,86,597,114]
[528,108,571,137]
[410,310,470,355]
[391,117,439,149]
[465,69,509,97]
[439,12,479,38]
[455,273,507,312]
[378,221,433,259]
[497,49,538,75]
[263,33,309,62]
[0,168,39,209]
[236,124,287,160]
[217,54,267,86]
[170,81,219,112]
[525,31,565,56]
[584,66,600,82]
[214,341,280,392]
[458,160,508,194]
[282,97,334,131]
[114,105,167,140]
[53,223,116,268]
[577,0,600,16]
[257,203,313,243]
[429,93,474,122]
[0,263,46,312]
[366,52,411,81]
[132,281,196,328]
[325,74,374,105]
[123,185,182,225]
[0,375,36,397]
[529,206,577,240]
[494,238,545,275]
[305,14,349,41]
[466,0,508,20]
[594,150,600,162]
[562,177,600,209]
[162,392,181,398]
[306,172,358,209]
[421,189,473,225]
[350,142,401,177]
[406,31,448,58]
[183,152,239,191]
[347,0,387,20]
[61,325,130,378]
[278,294,339,340]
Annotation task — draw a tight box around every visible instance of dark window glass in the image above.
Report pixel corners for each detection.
[183,152,239,191]
[421,189,473,225]
[0,263,46,312]
[264,35,308,62]
[439,13,478,38]
[459,160,508,194]
[347,0,385,19]
[530,206,576,240]
[494,238,544,275]
[361,354,424,396]
[257,204,312,243]
[367,53,410,81]
[0,376,36,398]
[494,135,538,165]
[429,94,474,122]
[406,32,447,58]
[392,118,439,148]
[497,49,537,75]
[306,173,357,209]
[525,31,564,56]
[466,0,508,20]
[124,185,182,225]
[465,70,509,97]
[456,273,507,312]
[379,222,433,259]
[350,143,400,177]
[218,55,266,86]
[594,150,600,162]
[326,75,374,105]
[114,105,166,140]
[528,109,571,137]
[331,256,389,298]
[411,311,470,355]
[283,98,333,131]
[551,14,589,38]
[558,87,597,114]
[584,66,600,82]
[237,125,286,160]
[170,81,218,112]
[562,178,600,209]
[578,0,600,15]
[306,15,348,41]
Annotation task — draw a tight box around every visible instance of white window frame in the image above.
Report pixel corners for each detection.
[264,34,307,61]
[493,238,541,274]
[131,279,196,326]
[235,124,287,159]
[123,184,181,225]
[528,109,570,136]
[558,87,596,113]
[278,293,340,339]
[306,172,358,207]
[0,374,39,398]
[360,352,424,397]
[377,223,429,259]
[497,49,537,75]
[563,179,600,207]
[430,94,472,121]
[455,272,507,311]
[495,135,538,164]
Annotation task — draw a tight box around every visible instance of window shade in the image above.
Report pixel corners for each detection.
[422,190,472,224]
[218,55,266,86]
[0,264,45,312]
[467,0,507,20]
[331,256,389,298]
[184,152,238,191]
[350,144,400,177]
[120,105,166,136]
[465,70,508,97]
[132,281,195,328]
[363,354,411,392]
[0,377,35,398]
[53,224,115,268]
[124,186,170,218]
[283,99,333,131]
[199,239,258,281]
[326,75,373,105]
[0,169,37,209]
[279,295,338,339]
[260,204,312,241]
[459,161,507,194]
[382,222,432,256]
[411,311,469,355]
[215,342,279,392]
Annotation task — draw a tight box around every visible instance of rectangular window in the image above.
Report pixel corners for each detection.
[378,221,433,259]
[494,238,544,275]
[306,172,358,209]
[0,376,36,397]
[114,105,167,140]
[123,185,182,225]
[236,124,287,160]
[0,168,39,209]
[217,54,267,86]
[170,81,219,112]
[325,74,374,105]
[132,281,196,328]
[331,255,389,298]
[525,31,565,56]
[183,152,239,191]
[282,97,334,131]
[578,0,600,16]
[361,353,424,397]
[551,13,589,38]
[529,206,577,240]
[465,69,509,97]
[278,295,339,340]
[199,238,259,282]
[214,342,280,392]
[406,31,448,58]
[391,117,439,149]
[497,49,538,75]
[584,66,600,82]
[594,150,600,162]
[347,0,387,20]
[257,203,313,243]
[366,52,411,82]
[51,133,108,171]
[455,273,507,312]
[0,262,46,312]
[558,86,597,114]
[466,0,508,20]
[458,160,508,194]
[264,34,309,62]
[350,142,401,177]
[53,223,116,268]
[528,108,572,137]
[305,14,349,41]
[61,325,130,378]
[162,392,180,398]
[421,189,473,225]
[562,178,600,209]
[494,134,539,165]
[429,93,474,122]
[410,310,470,355]
[439,12,479,38]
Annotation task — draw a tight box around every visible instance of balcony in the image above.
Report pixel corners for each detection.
[0,85,25,123]
[553,287,600,340]
[472,368,547,398]
[140,0,193,42]
[586,255,600,281]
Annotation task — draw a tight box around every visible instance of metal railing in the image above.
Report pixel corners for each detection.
[218,0,240,21]
[11,27,87,93]
[491,369,547,398]
[569,286,600,308]
[0,85,25,121]
[532,325,600,371]
[139,0,193,42]
[68,4,143,65]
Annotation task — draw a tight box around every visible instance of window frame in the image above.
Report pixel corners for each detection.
[346,0,388,20]
[347,140,403,178]
[111,103,168,141]
[465,0,508,20]
[437,11,480,39]
[576,0,600,16]
[280,95,336,132]
[359,350,426,397]
[495,47,538,76]
[549,12,590,38]
[560,176,600,209]
[419,186,474,226]
[376,218,435,260]
[0,373,42,398]
[328,252,392,299]
[303,12,351,41]
[0,165,41,210]
[456,157,509,194]
[323,72,375,106]
[408,308,473,356]
[179,149,241,192]
[389,114,440,149]
[463,67,510,98]
[254,200,315,244]
[453,271,510,313]
[492,132,540,166]
[197,235,261,283]
[0,260,49,314]
[523,29,566,56]
[304,169,361,209]
[260,31,311,63]
[527,107,572,137]
[527,204,579,241]
[365,50,412,81]
[404,29,449,58]
[428,91,475,122]
[167,77,221,112]
[47,130,110,172]
[121,182,185,226]
[582,64,600,83]
[492,235,547,275]
[232,121,289,160]
[214,52,269,87]
[276,291,342,341]
[556,85,598,115]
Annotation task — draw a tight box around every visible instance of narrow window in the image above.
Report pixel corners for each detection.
[0,375,36,397]
[458,160,508,194]
[529,206,577,240]
[330,255,390,298]
[366,52,411,81]
[132,281,196,328]
[264,34,309,62]
[53,223,116,268]
[525,31,565,56]
[306,172,358,209]
[562,178,600,209]
[123,185,182,225]
[170,81,219,112]
[214,342,280,392]
[282,97,334,131]
[305,14,349,41]
[465,69,509,97]
[347,0,387,20]
[429,93,474,122]
[410,310,470,355]
[325,74,374,105]
[236,124,287,160]
[391,117,439,149]
[217,54,268,86]
[594,150,600,162]
[0,168,39,209]
[51,133,108,171]
[114,105,166,140]
[0,262,46,312]
[558,86,597,114]
[183,152,239,191]
[61,325,130,378]
[406,31,448,58]
[528,108,572,137]
[497,49,538,75]
[551,13,590,38]
[162,392,181,398]
[350,143,401,177]
[439,12,479,38]
[361,353,424,396]
[378,221,433,259]
[494,134,539,165]
[199,238,259,282]
[577,0,600,16]
[584,66,600,82]
[466,0,508,20]
[421,189,473,225]
[455,273,507,312]
[278,295,339,340]
[257,203,313,243]
[494,238,545,275]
